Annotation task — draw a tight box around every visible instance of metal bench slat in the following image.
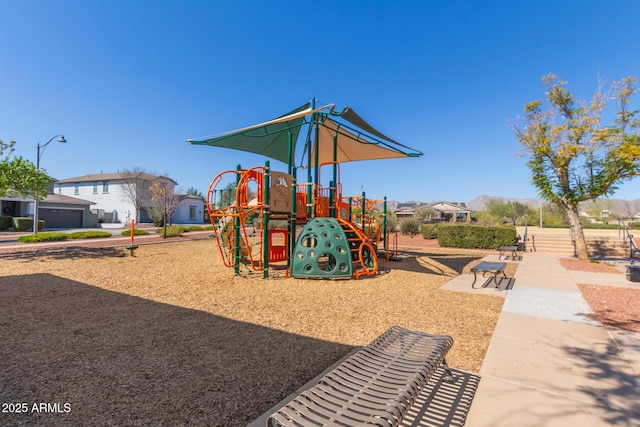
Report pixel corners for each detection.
[317,376,417,413]
[307,384,404,424]
[267,326,453,427]
[272,388,398,426]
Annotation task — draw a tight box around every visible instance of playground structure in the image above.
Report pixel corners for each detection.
[188,99,421,279]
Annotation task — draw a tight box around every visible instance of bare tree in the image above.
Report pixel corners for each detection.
[149,178,180,238]
[120,167,155,223]
[621,200,640,221]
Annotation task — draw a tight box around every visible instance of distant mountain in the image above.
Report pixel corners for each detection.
[387,195,640,216]
[466,194,542,211]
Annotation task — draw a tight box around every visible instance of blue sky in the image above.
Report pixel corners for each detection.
[2,0,639,203]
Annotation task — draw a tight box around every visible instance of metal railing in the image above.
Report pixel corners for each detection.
[617,218,639,260]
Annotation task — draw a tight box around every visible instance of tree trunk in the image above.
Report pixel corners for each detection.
[162,213,167,239]
[565,204,589,260]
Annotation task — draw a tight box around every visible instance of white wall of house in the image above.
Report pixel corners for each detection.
[57,181,136,224]
[172,197,206,224]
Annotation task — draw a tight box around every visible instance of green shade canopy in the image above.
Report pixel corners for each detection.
[187,103,320,164]
[187,100,423,167]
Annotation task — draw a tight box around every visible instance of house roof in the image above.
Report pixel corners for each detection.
[178,194,205,202]
[42,194,95,206]
[56,172,178,185]
[428,201,471,212]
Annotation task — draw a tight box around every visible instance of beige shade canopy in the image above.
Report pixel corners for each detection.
[311,117,414,166]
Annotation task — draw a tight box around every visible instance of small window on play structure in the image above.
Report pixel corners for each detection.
[275,176,287,187]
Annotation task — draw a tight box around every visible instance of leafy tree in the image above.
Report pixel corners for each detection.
[217,182,237,208]
[513,74,640,260]
[508,201,535,226]
[471,209,495,226]
[186,186,205,199]
[0,140,50,200]
[484,199,535,226]
[484,199,511,224]
[539,202,569,226]
[414,207,437,222]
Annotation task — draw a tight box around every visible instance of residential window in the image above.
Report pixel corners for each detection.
[57,184,62,194]
[93,182,98,194]
[74,183,79,195]
[189,206,196,221]
[102,181,109,193]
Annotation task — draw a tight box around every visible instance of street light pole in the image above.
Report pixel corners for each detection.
[539,199,543,228]
[33,135,67,233]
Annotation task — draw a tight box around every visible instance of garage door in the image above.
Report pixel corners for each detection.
[39,209,83,228]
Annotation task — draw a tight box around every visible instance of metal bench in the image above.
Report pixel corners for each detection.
[266,326,454,427]
[498,245,520,260]
[470,261,507,289]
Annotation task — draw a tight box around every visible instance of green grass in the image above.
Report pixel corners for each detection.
[68,231,112,239]
[156,225,183,237]
[120,229,151,236]
[182,225,207,232]
[18,231,112,243]
[18,232,68,243]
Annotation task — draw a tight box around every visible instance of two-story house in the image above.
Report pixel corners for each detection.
[55,172,205,227]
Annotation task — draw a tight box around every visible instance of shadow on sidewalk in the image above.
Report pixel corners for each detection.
[563,340,640,424]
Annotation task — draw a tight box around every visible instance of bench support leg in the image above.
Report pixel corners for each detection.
[442,358,455,383]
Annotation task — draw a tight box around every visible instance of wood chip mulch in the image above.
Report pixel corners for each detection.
[0,239,504,426]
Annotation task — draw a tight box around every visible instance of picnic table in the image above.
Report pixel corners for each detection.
[471,261,507,289]
[499,245,520,260]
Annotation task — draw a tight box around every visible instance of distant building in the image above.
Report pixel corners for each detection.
[394,201,472,223]
[1,172,206,229]
[429,201,472,223]
[0,180,95,229]
[1,193,96,229]
[173,194,207,224]
[56,172,205,226]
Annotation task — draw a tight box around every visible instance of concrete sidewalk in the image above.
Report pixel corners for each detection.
[464,252,640,427]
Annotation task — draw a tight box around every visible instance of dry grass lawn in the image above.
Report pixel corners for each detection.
[0,240,505,426]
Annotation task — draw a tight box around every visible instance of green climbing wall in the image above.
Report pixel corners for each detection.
[290,218,353,278]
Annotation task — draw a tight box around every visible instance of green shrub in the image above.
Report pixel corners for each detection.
[68,231,112,239]
[183,225,206,232]
[18,232,67,243]
[386,215,399,233]
[0,216,12,230]
[12,217,44,232]
[420,224,439,240]
[121,229,151,236]
[581,223,623,229]
[156,225,183,237]
[437,224,516,249]
[152,218,165,227]
[400,218,421,236]
[629,222,640,230]
[17,231,112,243]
